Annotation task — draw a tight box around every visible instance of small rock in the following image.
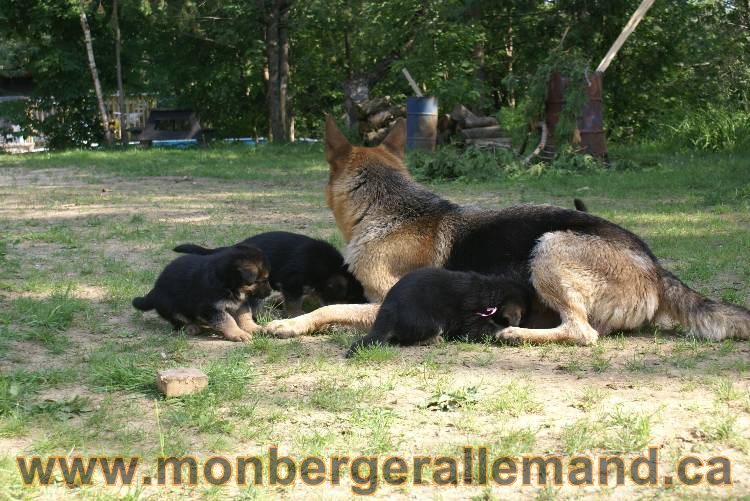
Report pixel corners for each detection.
[156,368,208,397]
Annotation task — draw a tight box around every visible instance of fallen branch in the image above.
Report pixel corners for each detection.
[524,121,548,165]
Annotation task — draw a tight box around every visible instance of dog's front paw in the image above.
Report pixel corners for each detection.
[265,317,312,338]
[494,327,523,345]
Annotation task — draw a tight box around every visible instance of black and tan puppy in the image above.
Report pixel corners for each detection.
[346,267,532,357]
[132,245,271,342]
[174,231,366,316]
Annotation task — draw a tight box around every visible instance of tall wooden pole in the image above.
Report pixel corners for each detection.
[596,0,656,73]
[79,1,113,145]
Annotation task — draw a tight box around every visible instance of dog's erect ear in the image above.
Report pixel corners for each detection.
[380,119,406,159]
[325,115,351,164]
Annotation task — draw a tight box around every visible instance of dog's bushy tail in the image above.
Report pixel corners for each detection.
[173,243,216,255]
[658,269,750,340]
[132,293,155,312]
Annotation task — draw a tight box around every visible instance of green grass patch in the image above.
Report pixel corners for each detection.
[0,289,90,353]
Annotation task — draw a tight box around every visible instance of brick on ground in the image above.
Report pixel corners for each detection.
[156,368,208,397]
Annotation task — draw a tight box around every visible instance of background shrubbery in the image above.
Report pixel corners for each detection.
[1,1,749,152]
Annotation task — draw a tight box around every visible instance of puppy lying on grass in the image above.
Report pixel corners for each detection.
[132,245,271,342]
[346,267,532,357]
[174,231,366,316]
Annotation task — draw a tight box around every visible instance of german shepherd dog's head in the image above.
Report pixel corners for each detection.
[324,116,408,242]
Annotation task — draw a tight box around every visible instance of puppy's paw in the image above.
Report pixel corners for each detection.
[222,330,252,343]
[185,324,202,336]
[265,317,311,338]
[236,320,261,334]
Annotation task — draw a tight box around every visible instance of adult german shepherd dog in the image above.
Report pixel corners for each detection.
[265,117,750,344]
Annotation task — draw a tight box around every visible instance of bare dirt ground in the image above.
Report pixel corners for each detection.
[0,165,748,500]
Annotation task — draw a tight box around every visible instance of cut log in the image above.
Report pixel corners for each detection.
[461,125,504,139]
[359,97,391,116]
[450,104,476,124]
[466,138,513,148]
[437,114,454,132]
[464,115,499,129]
[388,105,406,117]
[365,126,389,144]
[368,109,393,129]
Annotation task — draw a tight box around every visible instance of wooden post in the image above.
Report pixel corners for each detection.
[596,0,656,73]
[401,68,423,97]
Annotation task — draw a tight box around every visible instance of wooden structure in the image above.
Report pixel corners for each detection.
[137,108,203,145]
[106,95,157,140]
[354,96,405,145]
[438,105,512,149]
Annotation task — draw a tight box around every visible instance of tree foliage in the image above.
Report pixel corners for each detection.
[0,0,748,147]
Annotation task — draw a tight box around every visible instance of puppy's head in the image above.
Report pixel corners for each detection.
[319,268,367,305]
[224,245,272,299]
[500,302,525,327]
[496,282,532,327]
[320,273,349,305]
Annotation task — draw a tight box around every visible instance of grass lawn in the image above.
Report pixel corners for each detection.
[0,144,748,500]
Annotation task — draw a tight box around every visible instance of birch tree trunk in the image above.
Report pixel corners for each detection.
[79,1,113,145]
[113,0,126,145]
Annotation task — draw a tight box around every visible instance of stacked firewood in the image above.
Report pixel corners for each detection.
[355,97,406,145]
[438,105,512,149]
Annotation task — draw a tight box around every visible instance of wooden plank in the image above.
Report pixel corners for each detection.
[466,138,512,148]
[401,68,423,97]
[461,125,504,139]
[464,115,499,129]
[596,0,656,73]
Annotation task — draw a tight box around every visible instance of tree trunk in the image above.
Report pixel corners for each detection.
[79,1,112,145]
[265,0,292,142]
[340,0,429,135]
[343,77,369,131]
[279,3,293,141]
[113,0,126,145]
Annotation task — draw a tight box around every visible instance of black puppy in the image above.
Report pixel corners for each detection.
[132,245,271,342]
[174,231,366,316]
[346,267,533,357]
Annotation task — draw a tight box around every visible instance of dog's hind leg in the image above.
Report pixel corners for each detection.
[497,231,660,345]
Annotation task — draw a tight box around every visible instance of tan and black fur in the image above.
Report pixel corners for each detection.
[133,245,271,342]
[265,117,750,344]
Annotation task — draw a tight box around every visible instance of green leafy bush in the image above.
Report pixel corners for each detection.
[409,144,618,182]
[549,146,603,172]
[409,145,523,181]
[0,95,104,150]
[662,106,750,152]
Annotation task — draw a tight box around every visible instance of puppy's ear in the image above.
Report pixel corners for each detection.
[325,115,351,164]
[379,119,406,159]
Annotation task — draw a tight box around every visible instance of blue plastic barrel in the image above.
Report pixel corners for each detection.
[406,96,438,151]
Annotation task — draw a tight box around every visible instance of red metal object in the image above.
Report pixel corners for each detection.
[542,72,569,159]
[542,71,607,159]
[577,71,607,158]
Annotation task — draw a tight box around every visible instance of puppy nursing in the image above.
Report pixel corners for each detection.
[174,231,366,316]
[347,267,532,357]
[132,245,271,342]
